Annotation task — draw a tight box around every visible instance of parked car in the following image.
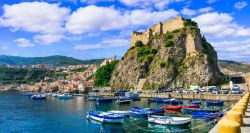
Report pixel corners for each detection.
[176,90,183,94]
[221,88,230,94]
[212,88,220,94]
[198,88,206,93]
[231,87,242,94]
[182,90,188,94]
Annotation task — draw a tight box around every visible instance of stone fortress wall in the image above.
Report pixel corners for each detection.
[130,16,203,55]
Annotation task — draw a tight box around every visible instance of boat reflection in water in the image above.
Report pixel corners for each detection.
[147,123,192,133]
[88,119,125,133]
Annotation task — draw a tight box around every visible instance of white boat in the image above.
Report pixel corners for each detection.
[115,98,131,104]
[58,93,73,99]
[108,110,131,117]
[52,93,59,97]
[31,94,46,100]
[148,115,192,125]
[87,111,124,124]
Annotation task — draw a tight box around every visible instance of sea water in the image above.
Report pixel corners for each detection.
[0,92,232,133]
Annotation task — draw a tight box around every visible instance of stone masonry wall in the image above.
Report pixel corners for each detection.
[130,16,184,47]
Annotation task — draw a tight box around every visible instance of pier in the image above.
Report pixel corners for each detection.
[209,93,250,133]
[89,92,243,101]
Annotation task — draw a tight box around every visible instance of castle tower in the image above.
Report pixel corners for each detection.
[185,34,203,55]
[130,16,185,47]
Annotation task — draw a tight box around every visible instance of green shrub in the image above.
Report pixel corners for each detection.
[159,61,166,68]
[135,40,143,47]
[165,33,173,39]
[165,40,174,47]
[146,54,154,61]
[150,49,158,54]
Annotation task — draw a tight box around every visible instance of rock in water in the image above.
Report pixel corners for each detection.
[110,17,225,90]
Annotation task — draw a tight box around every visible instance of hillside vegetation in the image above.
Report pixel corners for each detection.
[0,55,104,66]
[218,60,250,74]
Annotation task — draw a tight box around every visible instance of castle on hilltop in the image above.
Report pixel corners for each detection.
[130,16,203,55]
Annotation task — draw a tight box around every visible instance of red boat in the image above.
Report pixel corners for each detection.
[182,104,199,109]
[161,105,183,111]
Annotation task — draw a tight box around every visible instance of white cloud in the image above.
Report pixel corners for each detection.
[66,5,179,34]
[193,12,250,38]
[130,9,179,26]
[119,0,184,10]
[80,0,114,4]
[198,7,213,13]
[66,5,129,34]
[14,38,34,47]
[181,8,196,16]
[211,39,250,60]
[234,1,248,10]
[207,0,218,3]
[0,2,70,44]
[73,38,129,51]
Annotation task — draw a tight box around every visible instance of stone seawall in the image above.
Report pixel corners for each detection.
[140,93,243,101]
[90,92,243,101]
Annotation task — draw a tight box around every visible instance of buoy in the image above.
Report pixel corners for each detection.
[231,106,245,115]
[218,119,241,133]
[226,111,243,126]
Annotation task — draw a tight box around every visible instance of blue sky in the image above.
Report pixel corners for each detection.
[0,0,249,62]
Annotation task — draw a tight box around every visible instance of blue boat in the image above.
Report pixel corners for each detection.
[87,111,124,124]
[192,112,223,119]
[190,100,202,105]
[183,108,219,114]
[131,106,164,115]
[131,106,144,112]
[147,108,165,115]
[21,93,33,96]
[96,98,113,103]
[129,110,150,118]
[205,100,224,106]
[170,100,183,105]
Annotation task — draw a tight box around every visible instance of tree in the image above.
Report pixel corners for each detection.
[94,60,119,87]
[135,40,143,47]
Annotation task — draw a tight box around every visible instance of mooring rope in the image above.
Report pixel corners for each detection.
[124,107,231,133]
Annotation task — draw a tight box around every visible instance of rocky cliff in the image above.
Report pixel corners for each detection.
[110,18,225,90]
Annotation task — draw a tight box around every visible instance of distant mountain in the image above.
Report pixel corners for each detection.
[218,60,250,75]
[0,55,104,66]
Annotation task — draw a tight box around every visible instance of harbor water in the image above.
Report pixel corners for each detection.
[0,92,233,133]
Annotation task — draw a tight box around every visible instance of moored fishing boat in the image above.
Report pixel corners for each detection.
[205,100,224,106]
[108,110,131,117]
[129,110,150,118]
[189,100,202,105]
[182,104,200,109]
[161,105,182,111]
[87,111,124,124]
[21,93,33,96]
[96,98,113,103]
[182,108,219,114]
[192,112,223,119]
[58,93,73,99]
[115,97,131,104]
[170,99,183,105]
[52,93,59,97]
[32,94,46,100]
[148,115,192,125]
[147,108,165,115]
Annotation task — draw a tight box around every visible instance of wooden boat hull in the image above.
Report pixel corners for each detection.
[205,100,224,106]
[87,112,124,124]
[148,115,192,125]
